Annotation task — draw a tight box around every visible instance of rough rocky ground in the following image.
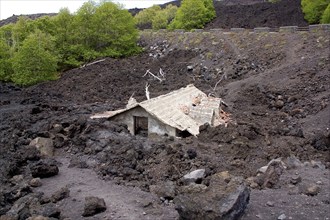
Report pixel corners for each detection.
[206,0,308,29]
[0,0,330,219]
[1,28,329,219]
[36,157,178,219]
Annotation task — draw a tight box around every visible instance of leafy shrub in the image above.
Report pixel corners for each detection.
[168,0,215,30]
[301,0,330,24]
[152,10,168,30]
[135,4,178,30]
[11,30,58,86]
[0,39,13,81]
[94,2,140,57]
[0,1,141,85]
[321,3,330,23]
[135,5,162,27]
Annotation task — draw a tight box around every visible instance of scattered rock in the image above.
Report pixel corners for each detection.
[278,213,287,220]
[275,100,285,108]
[39,203,61,218]
[149,181,176,200]
[183,169,205,184]
[245,177,259,189]
[29,137,54,157]
[316,181,323,185]
[187,65,194,71]
[258,158,287,173]
[10,175,24,185]
[311,132,330,151]
[141,200,152,208]
[29,178,42,187]
[30,160,59,178]
[82,196,107,217]
[217,171,232,183]
[256,159,285,189]
[290,175,302,185]
[311,160,325,169]
[266,201,275,207]
[51,187,70,203]
[5,194,39,220]
[52,124,63,133]
[303,184,321,196]
[257,166,268,174]
[285,156,303,169]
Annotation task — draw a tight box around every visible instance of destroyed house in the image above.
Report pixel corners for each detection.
[91,84,224,137]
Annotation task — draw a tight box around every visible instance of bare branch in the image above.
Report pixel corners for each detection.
[142,69,164,82]
[80,59,106,68]
[159,68,166,79]
[129,92,135,99]
[145,83,150,100]
[142,69,150,77]
[213,72,227,91]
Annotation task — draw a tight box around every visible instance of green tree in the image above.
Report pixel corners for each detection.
[0,38,13,81]
[11,16,34,51]
[321,3,330,23]
[74,1,98,49]
[11,30,58,86]
[202,0,216,21]
[134,5,162,27]
[52,8,82,68]
[0,24,14,48]
[137,4,178,30]
[152,10,168,30]
[93,1,140,56]
[32,16,57,36]
[168,0,215,30]
[164,4,178,22]
[301,0,330,24]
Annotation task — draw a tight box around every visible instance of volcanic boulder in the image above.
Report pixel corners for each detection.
[82,196,107,217]
[174,172,250,220]
[29,159,59,178]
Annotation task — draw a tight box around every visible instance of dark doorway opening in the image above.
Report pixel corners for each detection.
[134,116,148,137]
[176,129,191,138]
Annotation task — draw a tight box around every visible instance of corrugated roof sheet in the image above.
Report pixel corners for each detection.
[91,84,221,136]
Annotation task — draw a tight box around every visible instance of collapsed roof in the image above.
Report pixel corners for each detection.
[91,84,225,136]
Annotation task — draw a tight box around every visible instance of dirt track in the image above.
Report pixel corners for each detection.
[37,157,178,219]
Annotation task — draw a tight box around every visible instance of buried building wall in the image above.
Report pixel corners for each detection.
[110,106,177,137]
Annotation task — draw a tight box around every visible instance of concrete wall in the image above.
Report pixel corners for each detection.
[110,106,177,137]
[142,25,329,34]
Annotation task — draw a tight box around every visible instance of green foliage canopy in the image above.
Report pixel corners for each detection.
[0,0,141,86]
[168,0,216,30]
[301,0,330,24]
[134,4,178,30]
[135,5,162,27]
[321,3,330,23]
[0,38,13,81]
[11,30,58,86]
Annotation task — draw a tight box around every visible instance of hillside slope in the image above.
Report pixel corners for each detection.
[206,0,308,29]
[0,21,329,220]
[0,0,308,29]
